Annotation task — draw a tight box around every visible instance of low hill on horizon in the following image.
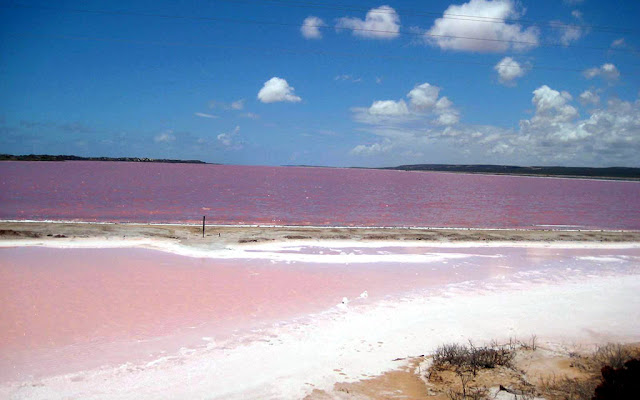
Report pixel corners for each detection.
[384,164,640,180]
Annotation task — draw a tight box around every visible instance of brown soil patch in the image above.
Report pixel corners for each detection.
[305,343,640,400]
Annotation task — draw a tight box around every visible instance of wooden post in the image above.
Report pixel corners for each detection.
[202,216,206,238]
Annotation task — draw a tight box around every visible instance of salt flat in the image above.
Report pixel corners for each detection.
[1,237,639,399]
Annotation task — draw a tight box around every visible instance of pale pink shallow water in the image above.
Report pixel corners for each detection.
[1,246,639,383]
[1,161,639,229]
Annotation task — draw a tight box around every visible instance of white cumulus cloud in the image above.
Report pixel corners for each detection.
[354,82,459,126]
[435,96,460,125]
[530,85,579,123]
[336,5,400,39]
[368,100,410,116]
[579,90,600,106]
[583,63,620,81]
[257,77,302,103]
[301,16,324,39]
[425,0,540,53]
[348,83,640,167]
[407,83,440,110]
[494,57,526,85]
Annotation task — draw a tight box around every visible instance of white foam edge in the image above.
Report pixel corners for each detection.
[1,237,639,264]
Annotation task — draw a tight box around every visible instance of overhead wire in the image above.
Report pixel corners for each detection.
[216,0,638,35]
[1,2,638,54]
[3,32,615,74]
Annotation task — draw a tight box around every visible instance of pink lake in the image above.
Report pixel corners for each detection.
[2,245,639,383]
[1,161,639,229]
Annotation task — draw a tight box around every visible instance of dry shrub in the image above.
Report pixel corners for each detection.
[447,386,489,400]
[592,343,638,370]
[446,371,489,400]
[539,375,599,400]
[433,342,514,376]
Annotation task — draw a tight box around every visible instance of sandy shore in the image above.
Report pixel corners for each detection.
[2,221,640,250]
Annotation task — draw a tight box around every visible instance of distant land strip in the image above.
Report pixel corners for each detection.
[383,164,640,180]
[0,154,210,164]
[2,154,639,180]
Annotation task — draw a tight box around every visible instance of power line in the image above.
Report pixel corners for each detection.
[217,0,637,35]
[6,32,624,75]
[2,3,638,54]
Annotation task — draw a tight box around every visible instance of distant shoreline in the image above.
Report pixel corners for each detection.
[3,154,639,180]
[0,154,210,164]
[383,164,640,181]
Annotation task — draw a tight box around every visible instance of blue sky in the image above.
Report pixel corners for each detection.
[1,0,639,167]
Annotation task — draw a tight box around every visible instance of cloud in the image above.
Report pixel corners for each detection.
[217,126,242,149]
[334,74,362,82]
[425,0,540,53]
[241,112,260,119]
[301,16,324,39]
[209,99,246,111]
[494,57,527,85]
[354,82,460,126]
[487,87,638,158]
[558,24,583,45]
[194,112,218,119]
[611,38,626,48]
[583,63,620,81]
[154,130,176,143]
[230,99,245,110]
[516,89,640,156]
[257,77,302,103]
[579,90,600,106]
[551,9,587,46]
[368,100,410,116]
[530,85,579,123]
[435,97,460,125]
[350,140,393,156]
[407,83,440,109]
[336,5,400,39]
[349,84,640,166]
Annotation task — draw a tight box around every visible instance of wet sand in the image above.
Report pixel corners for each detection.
[1,221,639,250]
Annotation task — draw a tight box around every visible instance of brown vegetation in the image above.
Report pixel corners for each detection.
[421,341,640,400]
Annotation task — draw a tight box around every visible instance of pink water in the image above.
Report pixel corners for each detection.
[0,247,484,381]
[2,246,639,383]
[1,161,639,229]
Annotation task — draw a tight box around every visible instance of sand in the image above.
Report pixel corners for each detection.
[2,221,640,250]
